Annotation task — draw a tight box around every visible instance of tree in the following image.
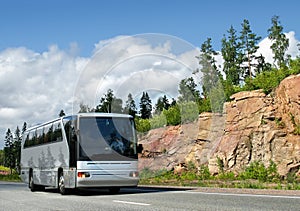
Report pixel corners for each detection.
[155,95,170,114]
[0,149,4,166]
[255,54,272,73]
[178,77,200,102]
[267,15,289,67]
[139,92,152,119]
[59,110,66,117]
[221,26,242,85]
[13,126,21,173]
[95,89,123,113]
[22,122,27,134]
[78,102,93,113]
[124,93,137,117]
[196,38,221,96]
[239,19,261,79]
[4,128,14,174]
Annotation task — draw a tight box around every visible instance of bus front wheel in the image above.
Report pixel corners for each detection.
[29,173,36,192]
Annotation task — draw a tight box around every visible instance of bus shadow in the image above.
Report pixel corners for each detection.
[44,186,194,196]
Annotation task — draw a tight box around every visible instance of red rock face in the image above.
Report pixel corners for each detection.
[139,74,300,176]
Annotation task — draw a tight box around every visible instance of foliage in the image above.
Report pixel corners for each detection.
[196,38,220,97]
[59,110,66,117]
[0,150,4,166]
[239,19,261,79]
[124,93,137,117]
[178,77,200,103]
[135,117,151,133]
[198,165,211,180]
[239,161,280,182]
[149,113,167,129]
[221,26,242,86]
[154,95,170,115]
[139,92,152,119]
[163,105,181,126]
[95,89,123,113]
[179,102,199,123]
[267,15,289,67]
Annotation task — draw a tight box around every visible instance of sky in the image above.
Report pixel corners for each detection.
[0,0,300,148]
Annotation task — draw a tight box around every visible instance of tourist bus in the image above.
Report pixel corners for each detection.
[20,113,141,194]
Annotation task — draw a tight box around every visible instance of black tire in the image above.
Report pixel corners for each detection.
[58,172,68,195]
[109,187,120,194]
[29,173,36,192]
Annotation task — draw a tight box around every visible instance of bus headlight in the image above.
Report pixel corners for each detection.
[129,171,139,178]
[78,172,90,178]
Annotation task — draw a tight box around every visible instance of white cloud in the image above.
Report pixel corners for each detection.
[0,34,200,148]
[257,31,300,65]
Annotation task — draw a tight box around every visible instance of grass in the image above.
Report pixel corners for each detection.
[139,161,300,190]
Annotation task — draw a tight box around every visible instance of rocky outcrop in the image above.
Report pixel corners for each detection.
[138,74,300,176]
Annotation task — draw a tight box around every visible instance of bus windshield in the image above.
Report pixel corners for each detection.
[78,117,138,161]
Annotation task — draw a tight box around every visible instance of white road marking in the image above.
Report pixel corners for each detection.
[185,191,300,199]
[113,200,151,206]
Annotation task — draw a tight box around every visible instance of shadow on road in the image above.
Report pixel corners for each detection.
[44,185,193,196]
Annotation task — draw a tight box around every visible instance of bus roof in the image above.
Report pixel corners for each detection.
[25,113,133,132]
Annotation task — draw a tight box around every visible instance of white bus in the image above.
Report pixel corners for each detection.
[20,113,142,194]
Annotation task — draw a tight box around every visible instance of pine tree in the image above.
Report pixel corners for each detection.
[221,26,242,85]
[196,37,221,96]
[139,92,152,119]
[178,77,200,102]
[155,95,170,114]
[239,19,261,79]
[4,128,14,174]
[22,122,27,134]
[59,110,66,117]
[14,127,21,173]
[95,89,123,113]
[267,15,289,67]
[124,93,137,117]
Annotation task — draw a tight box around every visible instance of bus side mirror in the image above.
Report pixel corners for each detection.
[137,144,143,153]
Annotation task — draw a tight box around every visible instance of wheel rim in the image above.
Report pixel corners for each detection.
[29,175,33,189]
[59,175,65,193]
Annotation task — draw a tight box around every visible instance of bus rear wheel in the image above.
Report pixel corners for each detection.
[58,172,68,195]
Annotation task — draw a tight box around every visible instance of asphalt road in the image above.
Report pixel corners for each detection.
[0,181,299,211]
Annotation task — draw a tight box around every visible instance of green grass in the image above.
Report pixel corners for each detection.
[0,174,21,182]
[139,161,300,190]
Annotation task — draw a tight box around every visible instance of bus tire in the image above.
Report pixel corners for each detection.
[29,172,36,192]
[58,171,68,195]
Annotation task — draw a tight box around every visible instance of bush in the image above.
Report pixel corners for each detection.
[135,118,151,133]
[239,161,279,182]
[150,113,167,129]
[179,102,199,123]
[163,105,181,126]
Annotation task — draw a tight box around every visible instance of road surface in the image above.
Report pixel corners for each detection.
[0,181,299,210]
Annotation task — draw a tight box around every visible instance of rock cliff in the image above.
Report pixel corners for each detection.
[138,74,300,176]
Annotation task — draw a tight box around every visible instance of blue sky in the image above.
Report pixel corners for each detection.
[0,0,300,148]
[0,0,299,56]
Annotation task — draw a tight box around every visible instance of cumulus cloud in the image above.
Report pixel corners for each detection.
[0,45,88,148]
[257,31,300,64]
[74,34,199,109]
[0,34,200,148]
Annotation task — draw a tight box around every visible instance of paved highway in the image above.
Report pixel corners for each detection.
[0,181,299,210]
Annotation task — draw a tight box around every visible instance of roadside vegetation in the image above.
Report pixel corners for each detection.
[0,165,21,182]
[139,161,300,190]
